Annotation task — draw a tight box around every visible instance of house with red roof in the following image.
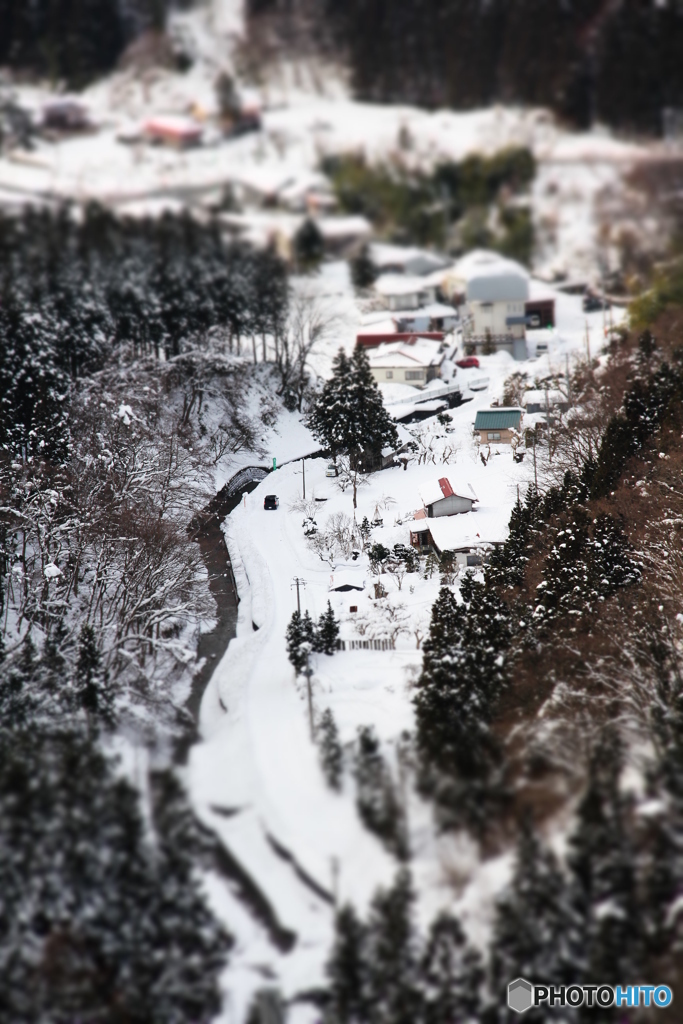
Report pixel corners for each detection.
[418,476,478,518]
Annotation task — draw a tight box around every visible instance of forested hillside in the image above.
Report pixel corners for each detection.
[0,0,169,84]
[0,206,292,1017]
[322,271,683,1022]
[248,0,683,135]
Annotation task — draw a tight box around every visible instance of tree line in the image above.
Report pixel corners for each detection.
[0,0,170,86]
[248,0,683,135]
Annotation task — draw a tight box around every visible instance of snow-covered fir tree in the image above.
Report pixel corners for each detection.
[421,912,483,1024]
[0,727,230,1021]
[565,732,643,990]
[489,822,573,1021]
[318,601,341,655]
[326,903,370,1024]
[355,725,408,860]
[414,581,509,831]
[319,708,344,786]
[286,609,317,674]
[308,346,398,507]
[319,708,344,790]
[364,870,422,1024]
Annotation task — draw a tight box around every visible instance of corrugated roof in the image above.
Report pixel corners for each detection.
[474,409,523,429]
[419,476,473,507]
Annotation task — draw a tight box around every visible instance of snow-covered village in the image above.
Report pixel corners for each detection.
[3,2,683,1022]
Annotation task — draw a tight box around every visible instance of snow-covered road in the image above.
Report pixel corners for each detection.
[189,460,397,1008]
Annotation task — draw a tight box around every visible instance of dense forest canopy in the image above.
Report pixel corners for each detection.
[248,0,683,135]
[0,0,170,84]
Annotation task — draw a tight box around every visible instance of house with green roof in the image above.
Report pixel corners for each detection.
[474,408,523,444]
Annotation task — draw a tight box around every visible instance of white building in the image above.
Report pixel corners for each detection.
[368,338,445,387]
[462,256,530,361]
[374,273,438,312]
[372,274,458,332]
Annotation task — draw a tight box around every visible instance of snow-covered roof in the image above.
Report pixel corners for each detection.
[278,171,332,203]
[374,273,434,298]
[467,265,529,303]
[416,302,457,318]
[412,508,509,550]
[359,316,399,335]
[368,338,444,369]
[419,477,475,507]
[317,215,372,240]
[453,249,529,283]
[523,389,566,407]
[329,570,365,592]
[369,244,451,276]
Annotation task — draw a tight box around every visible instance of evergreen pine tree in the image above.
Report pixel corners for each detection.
[318,601,340,655]
[326,903,370,1024]
[308,346,398,507]
[350,244,378,290]
[287,610,317,673]
[414,581,509,831]
[365,870,422,1024]
[489,822,572,1021]
[643,692,683,957]
[355,726,408,860]
[566,732,643,990]
[294,218,325,271]
[359,516,372,549]
[319,708,344,790]
[0,728,231,1021]
[420,911,483,1024]
[75,623,114,732]
[286,610,307,674]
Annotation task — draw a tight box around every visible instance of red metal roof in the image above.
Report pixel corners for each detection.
[438,477,454,498]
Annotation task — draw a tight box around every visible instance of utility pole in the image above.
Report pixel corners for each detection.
[302,458,306,499]
[291,577,307,614]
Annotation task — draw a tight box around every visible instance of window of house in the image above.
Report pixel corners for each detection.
[405,370,424,380]
[487,431,501,440]
[386,370,393,379]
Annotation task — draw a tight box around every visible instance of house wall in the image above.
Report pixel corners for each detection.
[476,427,517,444]
[427,495,474,517]
[468,300,526,340]
[386,293,420,311]
[371,366,433,385]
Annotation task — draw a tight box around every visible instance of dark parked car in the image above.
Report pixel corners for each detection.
[582,293,610,313]
[263,494,279,510]
[456,356,480,369]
